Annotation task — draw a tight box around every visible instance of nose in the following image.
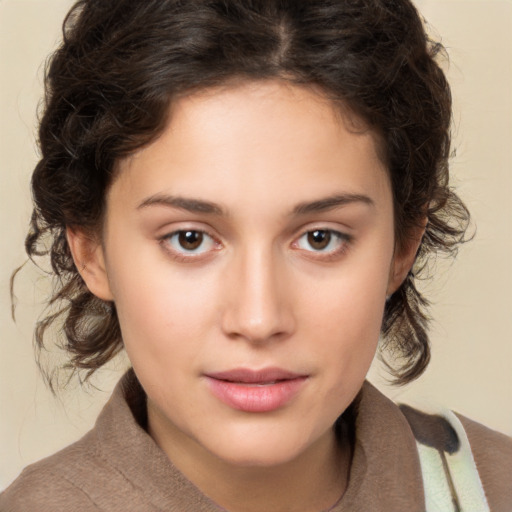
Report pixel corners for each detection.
[221,247,296,344]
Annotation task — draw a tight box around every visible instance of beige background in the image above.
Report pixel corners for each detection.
[1,0,511,491]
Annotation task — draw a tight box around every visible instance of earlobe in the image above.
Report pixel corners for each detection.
[387,218,427,295]
[66,227,114,301]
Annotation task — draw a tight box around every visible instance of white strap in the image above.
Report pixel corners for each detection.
[416,409,490,512]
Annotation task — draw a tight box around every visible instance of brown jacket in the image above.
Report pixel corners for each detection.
[1,370,511,511]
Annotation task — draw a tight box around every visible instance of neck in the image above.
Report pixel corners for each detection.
[148,405,351,512]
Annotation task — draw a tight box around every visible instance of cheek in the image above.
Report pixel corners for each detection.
[312,290,382,377]
[305,252,390,334]
[107,247,220,367]
[300,246,391,378]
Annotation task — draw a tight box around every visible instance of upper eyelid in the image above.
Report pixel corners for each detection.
[153,213,353,234]
[293,226,351,241]
[163,229,219,245]
[291,218,354,235]
[161,225,348,239]
[161,226,219,241]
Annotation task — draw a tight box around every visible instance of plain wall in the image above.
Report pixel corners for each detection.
[1,0,511,491]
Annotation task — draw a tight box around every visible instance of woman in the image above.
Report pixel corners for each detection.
[2,0,511,510]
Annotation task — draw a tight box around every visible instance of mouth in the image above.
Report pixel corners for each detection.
[204,368,309,413]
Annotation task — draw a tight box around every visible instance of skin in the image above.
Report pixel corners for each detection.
[69,80,420,512]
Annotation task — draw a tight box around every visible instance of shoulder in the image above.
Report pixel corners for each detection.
[0,435,101,512]
[398,402,512,511]
[0,371,156,512]
[457,413,512,512]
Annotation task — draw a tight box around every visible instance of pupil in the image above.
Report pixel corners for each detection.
[179,231,203,250]
[308,230,331,250]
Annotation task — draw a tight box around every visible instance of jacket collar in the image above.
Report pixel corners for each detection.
[91,370,425,511]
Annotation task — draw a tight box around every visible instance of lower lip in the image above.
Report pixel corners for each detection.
[205,376,307,413]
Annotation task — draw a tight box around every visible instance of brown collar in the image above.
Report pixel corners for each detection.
[90,370,425,511]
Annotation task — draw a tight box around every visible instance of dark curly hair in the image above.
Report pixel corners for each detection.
[19,0,469,389]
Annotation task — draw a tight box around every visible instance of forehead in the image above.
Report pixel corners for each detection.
[109,80,390,218]
[166,79,376,157]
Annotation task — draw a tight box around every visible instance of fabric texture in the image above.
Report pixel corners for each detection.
[1,370,511,512]
[402,406,489,511]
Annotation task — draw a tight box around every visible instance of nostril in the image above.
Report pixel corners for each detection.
[221,303,295,344]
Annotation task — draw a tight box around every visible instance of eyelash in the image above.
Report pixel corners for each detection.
[292,229,352,261]
[159,229,222,262]
[159,228,352,262]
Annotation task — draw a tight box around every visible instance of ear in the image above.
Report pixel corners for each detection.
[387,218,427,296]
[66,227,114,301]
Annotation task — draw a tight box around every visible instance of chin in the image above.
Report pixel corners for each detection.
[204,426,318,469]
[214,447,302,469]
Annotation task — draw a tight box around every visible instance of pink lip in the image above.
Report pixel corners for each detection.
[204,368,308,413]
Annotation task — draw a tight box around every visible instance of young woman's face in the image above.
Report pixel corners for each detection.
[93,80,401,468]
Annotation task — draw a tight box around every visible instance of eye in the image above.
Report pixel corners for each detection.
[295,229,350,255]
[162,229,218,256]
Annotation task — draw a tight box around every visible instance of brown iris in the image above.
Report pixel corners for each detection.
[178,231,203,250]
[307,230,331,250]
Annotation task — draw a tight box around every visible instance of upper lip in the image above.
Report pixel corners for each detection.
[205,367,307,384]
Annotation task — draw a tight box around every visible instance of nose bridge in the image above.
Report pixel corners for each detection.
[221,242,294,343]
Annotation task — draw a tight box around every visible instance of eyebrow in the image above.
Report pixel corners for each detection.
[291,193,375,215]
[138,194,226,215]
[137,192,374,217]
